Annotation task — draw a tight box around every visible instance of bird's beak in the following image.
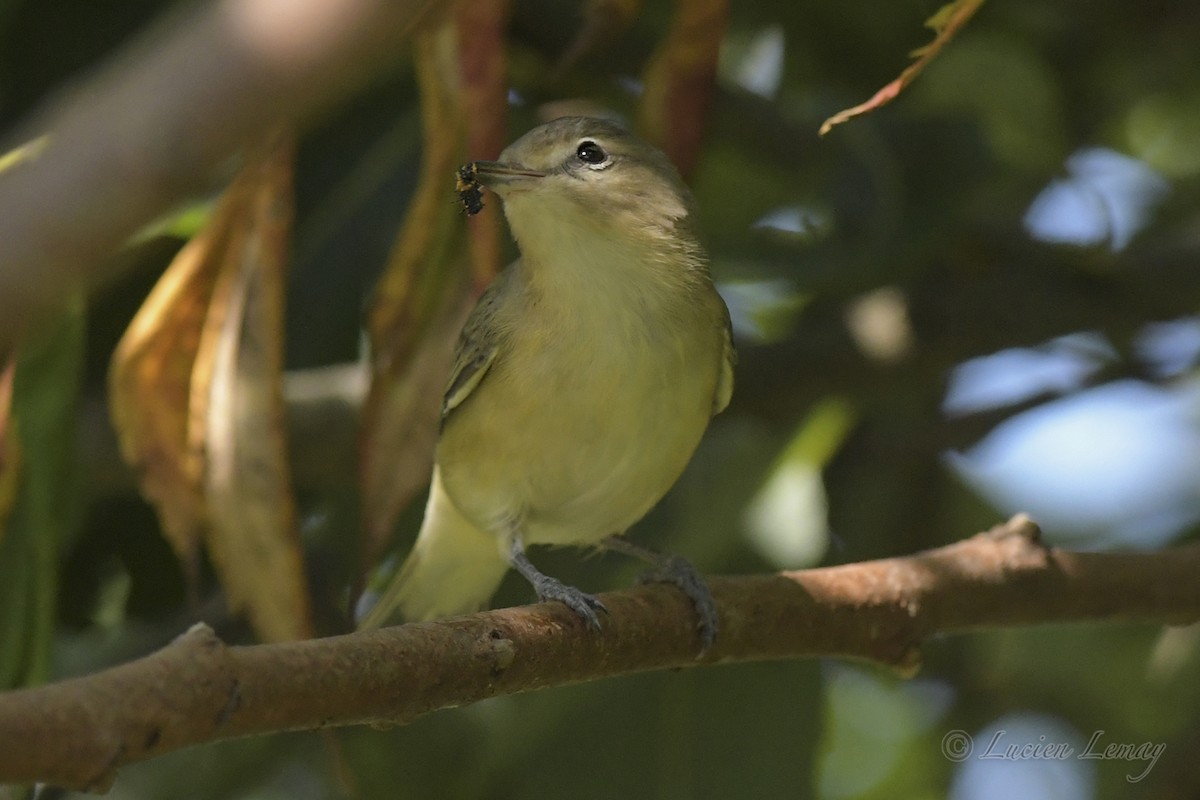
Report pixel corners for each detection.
[471,161,547,187]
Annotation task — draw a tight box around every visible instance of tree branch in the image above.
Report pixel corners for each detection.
[1,515,1198,791]
[0,0,447,350]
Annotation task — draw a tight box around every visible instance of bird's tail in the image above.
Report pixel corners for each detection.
[357,467,510,629]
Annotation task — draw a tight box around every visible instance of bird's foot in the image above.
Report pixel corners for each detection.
[530,573,608,631]
[636,555,719,651]
[509,539,607,630]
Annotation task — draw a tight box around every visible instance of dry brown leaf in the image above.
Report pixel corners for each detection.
[819,0,987,136]
[458,0,512,286]
[0,360,18,541]
[360,8,506,572]
[199,135,311,642]
[638,0,729,177]
[109,196,233,586]
[110,135,311,641]
[361,290,474,571]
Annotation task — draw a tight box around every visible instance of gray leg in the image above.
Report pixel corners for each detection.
[508,537,607,630]
[602,535,719,650]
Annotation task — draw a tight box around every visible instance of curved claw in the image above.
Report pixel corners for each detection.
[638,555,719,651]
[535,576,608,631]
[509,538,607,631]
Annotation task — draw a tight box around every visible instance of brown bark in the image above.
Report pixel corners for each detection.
[1,515,1198,791]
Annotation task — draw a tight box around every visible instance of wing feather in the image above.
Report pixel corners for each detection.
[712,310,735,416]
[441,274,506,425]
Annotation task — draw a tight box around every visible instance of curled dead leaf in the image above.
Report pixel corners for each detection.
[639,0,729,177]
[109,134,312,641]
[109,208,226,583]
[360,8,506,573]
[200,136,312,642]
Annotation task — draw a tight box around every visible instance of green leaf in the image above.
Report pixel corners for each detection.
[0,292,86,688]
[0,137,48,175]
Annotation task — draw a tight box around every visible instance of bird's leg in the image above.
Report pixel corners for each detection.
[602,534,719,650]
[507,536,608,630]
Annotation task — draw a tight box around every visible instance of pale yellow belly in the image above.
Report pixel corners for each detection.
[437,327,719,547]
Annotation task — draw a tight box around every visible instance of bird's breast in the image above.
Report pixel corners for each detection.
[438,279,723,546]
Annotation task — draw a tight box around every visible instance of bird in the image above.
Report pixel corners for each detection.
[357,116,734,645]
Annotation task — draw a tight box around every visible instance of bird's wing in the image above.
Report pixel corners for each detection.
[712,309,736,416]
[441,277,505,424]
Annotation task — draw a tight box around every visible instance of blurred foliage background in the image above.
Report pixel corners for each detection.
[2,0,1200,798]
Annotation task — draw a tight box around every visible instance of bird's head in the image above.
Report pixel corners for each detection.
[471,117,700,260]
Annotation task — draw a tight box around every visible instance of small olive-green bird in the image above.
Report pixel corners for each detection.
[358,116,734,644]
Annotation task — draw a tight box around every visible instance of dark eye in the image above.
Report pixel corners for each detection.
[576,141,608,165]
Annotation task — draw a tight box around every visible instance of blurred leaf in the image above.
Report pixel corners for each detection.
[92,727,336,800]
[0,294,85,688]
[819,0,987,136]
[668,419,784,568]
[0,137,47,174]
[110,195,226,587]
[497,663,821,799]
[110,135,311,642]
[911,32,1067,170]
[127,199,217,247]
[1126,90,1200,179]
[743,397,857,568]
[457,0,512,284]
[639,0,729,176]
[819,666,954,798]
[200,136,312,642]
[718,23,785,99]
[557,0,644,71]
[0,0,26,35]
[360,10,505,573]
[0,360,17,541]
[343,661,821,800]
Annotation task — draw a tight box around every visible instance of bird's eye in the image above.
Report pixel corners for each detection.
[576,141,608,165]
